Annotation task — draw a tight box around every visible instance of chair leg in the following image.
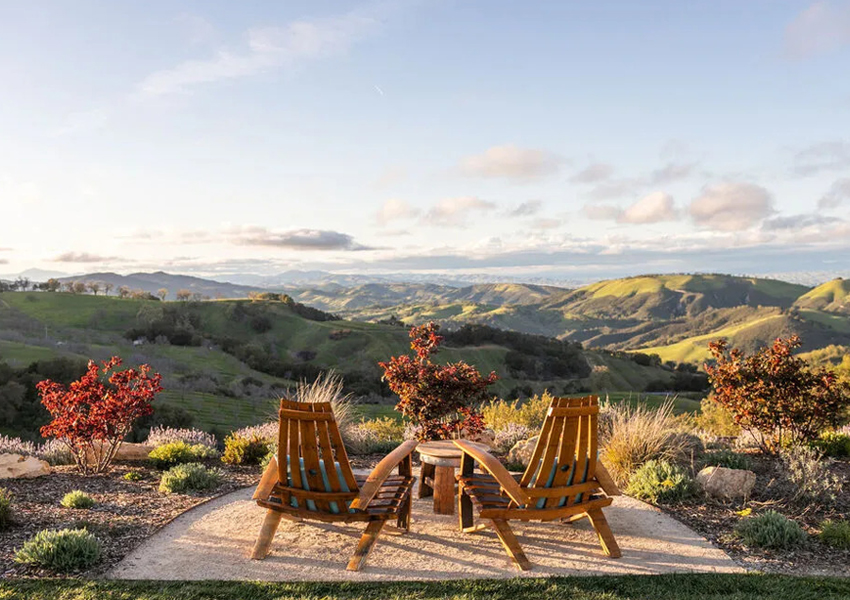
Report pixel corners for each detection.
[397,491,412,532]
[250,509,284,559]
[347,520,386,571]
[586,508,622,558]
[490,519,531,570]
[458,487,474,532]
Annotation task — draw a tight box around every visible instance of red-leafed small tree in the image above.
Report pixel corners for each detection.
[380,322,497,441]
[705,336,850,453]
[38,357,163,474]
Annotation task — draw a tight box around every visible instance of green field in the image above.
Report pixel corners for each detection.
[2,574,849,600]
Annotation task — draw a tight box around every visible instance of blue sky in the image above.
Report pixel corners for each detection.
[1,0,849,283]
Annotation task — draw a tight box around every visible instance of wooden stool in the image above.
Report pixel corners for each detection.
[417,440,493,515]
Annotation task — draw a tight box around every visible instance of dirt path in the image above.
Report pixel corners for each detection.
[110,477,742,581]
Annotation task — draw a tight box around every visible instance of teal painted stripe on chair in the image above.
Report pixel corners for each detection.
[529,455,595,509]
[280,455,355,514]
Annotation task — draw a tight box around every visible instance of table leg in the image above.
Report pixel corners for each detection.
[419,462,435,498]
[433,465,455,515]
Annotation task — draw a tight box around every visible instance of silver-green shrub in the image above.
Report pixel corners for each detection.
[625,459,696,503]
[159,463,222,494]
[14,528,102,572]
[735,511,806,549]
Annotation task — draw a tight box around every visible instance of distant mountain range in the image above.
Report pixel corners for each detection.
[3,269,849,368]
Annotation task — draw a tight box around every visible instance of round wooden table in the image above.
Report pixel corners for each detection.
[416,440,493,515]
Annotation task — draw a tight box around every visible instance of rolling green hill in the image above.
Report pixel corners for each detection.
[794,278,850,314]
[0,291,676,435]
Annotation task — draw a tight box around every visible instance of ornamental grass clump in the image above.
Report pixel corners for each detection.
[345,417,405,455]
[625,459,696,504]
[0,487,12,530]
[481,393,552,433]
[146,426,217,449]
[599,399,691,486]
[159,463,221,494]
[148,441,219,469]
[14,528,102,572]
[735,510,806,549]
[819,519,850,549]
[702,449,752,470]
[60,490,95,509]
[221,434,269,466]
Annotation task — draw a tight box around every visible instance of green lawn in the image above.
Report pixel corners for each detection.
[2,574,849,600]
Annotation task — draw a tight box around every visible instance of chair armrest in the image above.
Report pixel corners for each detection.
[453,440,529,507]
[253,454,279,501]
[350,440,418,510]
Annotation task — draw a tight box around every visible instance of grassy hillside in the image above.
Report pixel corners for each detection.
[795,278,850,314]
[0,291,676,434]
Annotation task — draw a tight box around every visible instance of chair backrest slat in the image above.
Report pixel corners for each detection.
[276,398,359,515]
[520,396,601,506]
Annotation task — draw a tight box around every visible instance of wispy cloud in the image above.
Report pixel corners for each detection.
[784,1,850,60]
[137,12,377,97]
[582,192,679,225]
[689,182,774,232]
[51,252,124,263]
[792,140,850,176]
[423,196,497,226]
[457,145,563,181]
[819,177,850,208]
[507,199,543,217]
[232,227,374,251]
[376,198,419,226]
[569,163,614,184]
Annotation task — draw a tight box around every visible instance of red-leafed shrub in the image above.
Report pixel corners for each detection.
[379,322,497,441]
[38,357,163,474]
[705,336,850,453]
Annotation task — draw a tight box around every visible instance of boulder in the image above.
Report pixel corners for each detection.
[507,436,539,468]
[463,428,497,449]
[84,442,155,466]
[0,453,51,479]
[696,466,756,499]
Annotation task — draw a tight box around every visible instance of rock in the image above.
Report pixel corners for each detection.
[84,442,155,466]
[0,453,51,479]
[507,436,539,468]
[463,428,497,449]
[696,466,756,499]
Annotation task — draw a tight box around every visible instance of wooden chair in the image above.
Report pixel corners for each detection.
[455,395,621,570]
[250,398,418,571]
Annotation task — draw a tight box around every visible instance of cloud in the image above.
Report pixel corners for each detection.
[0,247,11,252]
[51,252,122,263]
[689,182,775,231]
[648,163,697,185]
[792,140,850,176]
[618,192,679,224]
[570,163,614,184]
[234,228,373,251]
[508,200,543,217]
[530,218,561,230]
[582,204,623,221]
[819,178,850,208]
[762,214,843,231]
[373,166,407,189]
[376,199,419,226]
[784,1,850,60]
[458,145,562,181]
[581,192,679,224]
[423,196,497,227]
[137,11,377,97]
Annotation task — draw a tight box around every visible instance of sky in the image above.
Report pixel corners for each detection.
[1,0,850,284]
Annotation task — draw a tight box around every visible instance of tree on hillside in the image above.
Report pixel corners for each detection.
[103,282,114,296]
[72,281,87,294]
[705,335,850,453]
[117,285,130,299]
[87,281,100,296]
[62,281,75,293]
[157,288,168,301]
[44,278,61,292]
[176,289,191,301]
